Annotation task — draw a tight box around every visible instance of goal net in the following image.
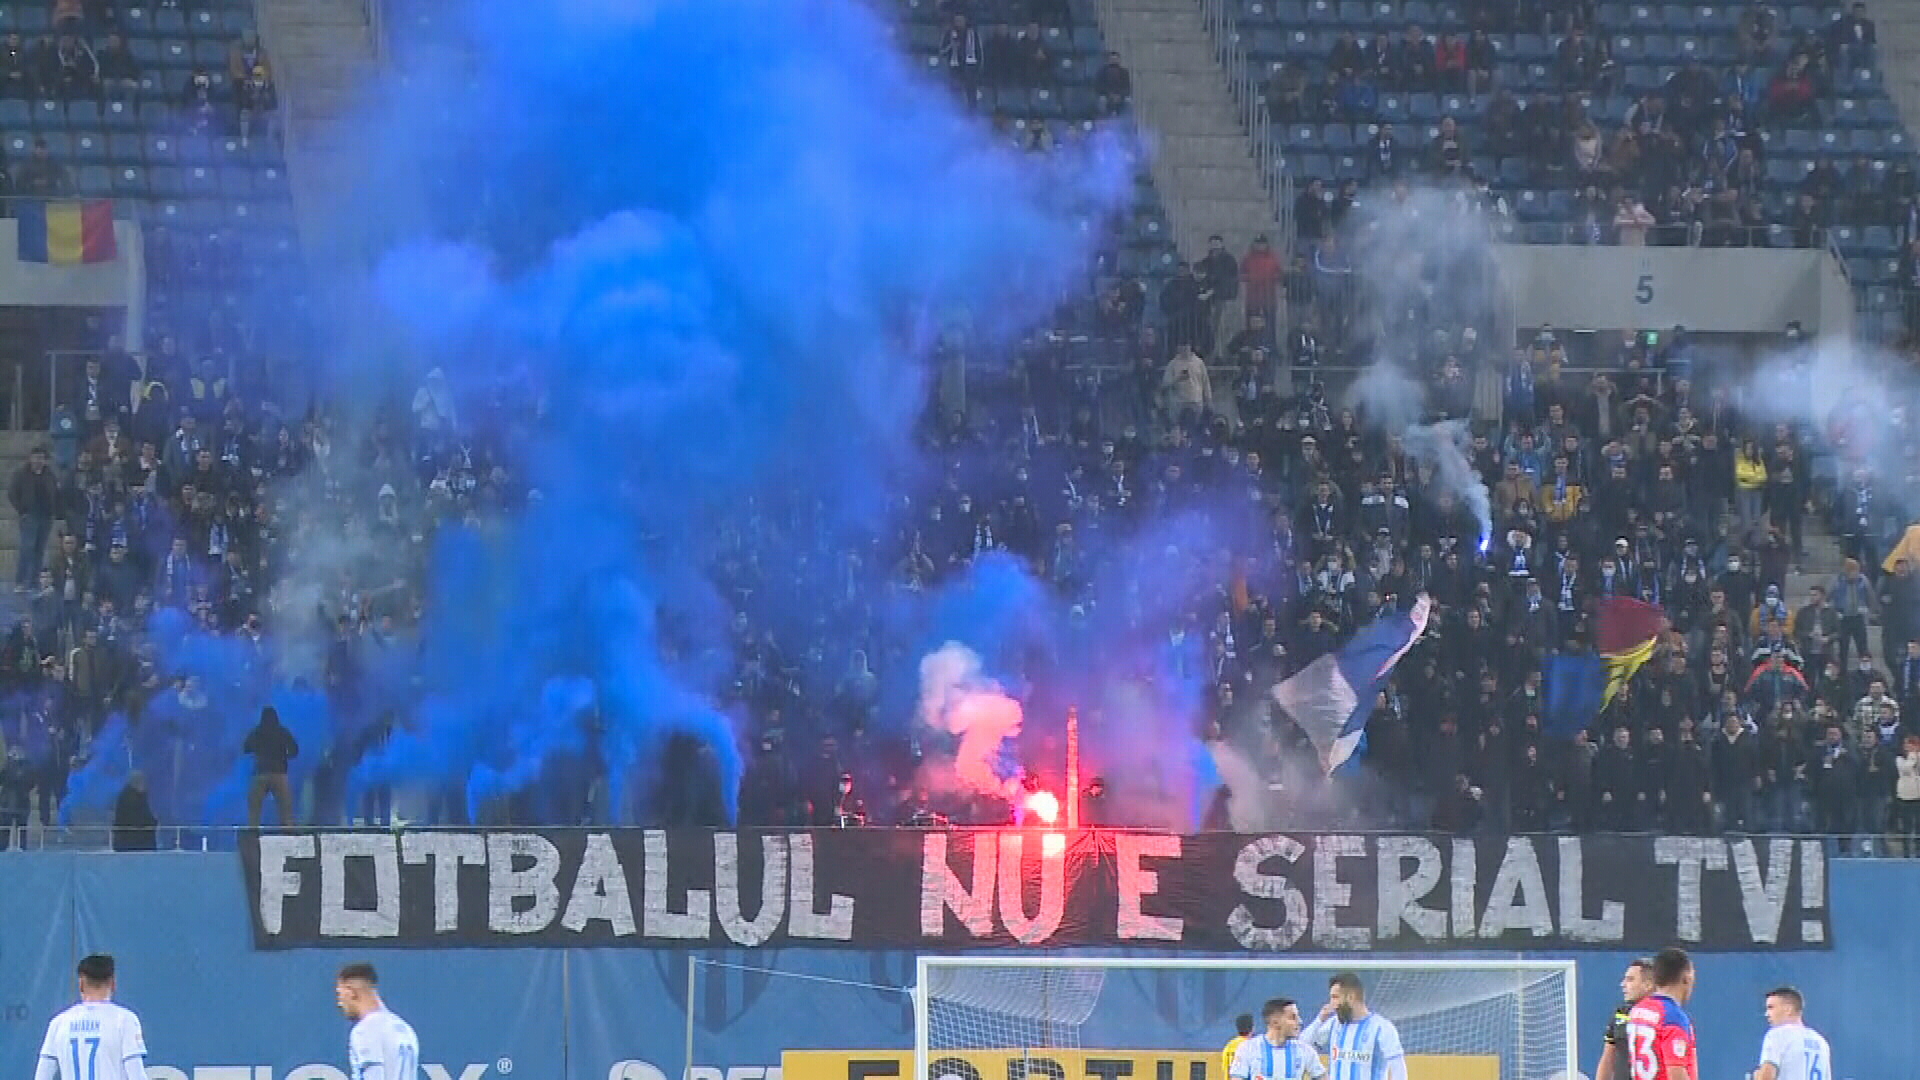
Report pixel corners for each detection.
[915,958,1577,1080]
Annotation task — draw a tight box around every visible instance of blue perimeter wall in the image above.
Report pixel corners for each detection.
[1,855,1912,1080]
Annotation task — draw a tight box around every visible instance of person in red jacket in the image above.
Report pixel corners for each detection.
[1241,234,1283,318]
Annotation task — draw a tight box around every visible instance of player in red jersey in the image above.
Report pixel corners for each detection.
[1624,948,1699,1080]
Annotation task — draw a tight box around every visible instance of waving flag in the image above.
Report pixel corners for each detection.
[1543,652,1605,737]
[1598,595,1665,709]
[1273,594,1431,775]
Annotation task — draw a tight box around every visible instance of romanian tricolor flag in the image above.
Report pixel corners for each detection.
[1597,595,1666,708]
[17,199,117,264]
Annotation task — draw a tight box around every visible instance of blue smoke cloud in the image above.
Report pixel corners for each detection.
[61,0,1296,830]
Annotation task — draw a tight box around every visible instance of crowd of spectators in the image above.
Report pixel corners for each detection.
[1267,0,1918,271]
[9,0,1920,848]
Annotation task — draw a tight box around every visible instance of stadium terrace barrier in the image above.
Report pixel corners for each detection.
[1501,223,1837,248]
[1490,243,1851,336]
[0,848,1914,1080]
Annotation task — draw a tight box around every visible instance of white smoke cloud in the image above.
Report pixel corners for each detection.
[916,642,1024,798]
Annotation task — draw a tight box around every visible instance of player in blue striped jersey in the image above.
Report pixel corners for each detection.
[1229,999,1328,1080]
[1300,973,1408,1080]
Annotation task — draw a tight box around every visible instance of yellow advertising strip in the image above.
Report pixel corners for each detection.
[784,1049,1499,1080]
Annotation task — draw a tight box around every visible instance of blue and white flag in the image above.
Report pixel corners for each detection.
[1273,594,1431,775]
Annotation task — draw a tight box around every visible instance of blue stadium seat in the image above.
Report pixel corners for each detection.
[158,39,191,68]
[0,99,29,131]
[1832,98,1864,128]
[1513,188,1544,221]
[136,101,170,129]
[29,99,63,129]
[1764,157,1801,186]
[145,132,179,163]
[1337,2,1369,23]
[1297,152,1333,178]
[1868,98,1898,127]
[75,165,111,197]
[1333,153,1363,180]
[188,8,220,36]
[1815,129,1846,157]
[155,7,188,35]
[70,132,105,162]
[1865,227,1898,255]
[1305,0,1337,25]
[1323,123,1356,148]
[1286,123,1321,148]
[1596,3,1628,25]
[1831,225,1860,253]
[1781,129,1817,155]
[191,41,225,70]
[148,165,184,197]
[39,132,71,160]
[1376,94,1409,121]
[1844,67,1882,97]
[1409,93,1441,120]
[1695,4,1733,28]
[1659,5,1697,28]
[106,133,142,163]
[109,164,148,195]
[1514,33,1549,60]
[16,5,46,31]
[1887,129,1910,156]
[182,164,218,198]
[120,5,152,35]
[1627,2,1655,22]
[1404,1,1436,23]
[1850,129,1886,155]
[67,99,99,127]
[0,132,27,160]
[1643,35,1677,61]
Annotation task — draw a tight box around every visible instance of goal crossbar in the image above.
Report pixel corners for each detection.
[913,956,1579,1080]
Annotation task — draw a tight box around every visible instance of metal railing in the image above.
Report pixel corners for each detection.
[365,0,387,65]
[2,823,1915,857]
[1494,221,1842,248]
[1195,0,1294,259]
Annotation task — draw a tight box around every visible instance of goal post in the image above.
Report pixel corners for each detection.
[913,956,1579,1080]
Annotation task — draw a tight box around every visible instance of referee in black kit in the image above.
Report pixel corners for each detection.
[1595,958,1655,1080]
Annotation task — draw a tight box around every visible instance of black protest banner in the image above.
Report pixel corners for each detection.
[241,829,1830,950]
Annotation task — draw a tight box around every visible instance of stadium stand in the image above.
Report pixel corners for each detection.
[4,0,1920,854]
[1239,0,1918,340]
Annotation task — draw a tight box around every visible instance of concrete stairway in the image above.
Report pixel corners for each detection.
[1869,0,1920,143]
[1095,0,1282,266]
[250,0,408,300]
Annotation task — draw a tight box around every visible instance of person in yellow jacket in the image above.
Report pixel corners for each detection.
[1222,1013,1254,1077]
[1537,456,1584,526]
[1735,439,1769,525]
